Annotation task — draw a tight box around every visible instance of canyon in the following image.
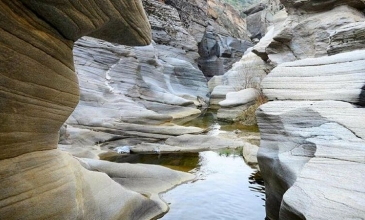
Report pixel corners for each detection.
[0,0,364,219]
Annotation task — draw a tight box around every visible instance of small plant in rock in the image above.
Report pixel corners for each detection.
[233,61,264,91]
[237,90,268,126]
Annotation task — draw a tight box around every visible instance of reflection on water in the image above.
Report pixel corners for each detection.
[102,152,200,173]
[179,109,260,133]
[104,109,265,219]
[103,151,266,219]
[160,151,266,220]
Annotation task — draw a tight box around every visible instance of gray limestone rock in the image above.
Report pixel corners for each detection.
[163,0,253,78]
[68,36,209,128]
[243,2,266,16]
[247,11,266,39]
[165,134,246,150]
[280,0,365,13]
[79,158,194,213]
[328,21,365,55]
[210,85,237,106]
[219,88,259,107]
[198,31,254,78]
[253,1,365,220]
[217,88,260,122]
[209,52,270,106]
[242,142,260,165]
[257,101,365,219]
[256,5,365,66]
[262,49,365,105]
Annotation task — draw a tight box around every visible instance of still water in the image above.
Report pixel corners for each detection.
[159,151,265,220]
[106,108,266,219]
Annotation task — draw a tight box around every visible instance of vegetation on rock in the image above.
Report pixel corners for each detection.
[237,91,267,125]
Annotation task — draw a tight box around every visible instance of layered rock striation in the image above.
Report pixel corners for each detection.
[0,1,193,219]
[256,0,365,219]
[62,36,208,153]
[61,0,255,154]
[207,1,285,123]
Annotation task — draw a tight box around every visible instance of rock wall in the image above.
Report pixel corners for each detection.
[207,8,286,121]
[165,0,254,78]
[242,0,283,40]
[256,0,365,219]
[0,1,192,219]
[263,4,365,65]
[61,0,255,152]
[62,36,207,153]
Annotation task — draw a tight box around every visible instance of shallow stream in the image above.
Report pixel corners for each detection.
[106,110,266,219]
[160,151,265,220]
[162,110,265,219]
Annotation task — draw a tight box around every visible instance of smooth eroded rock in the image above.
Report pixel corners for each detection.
[0,150,164,220]
[257,100,365,219]
[262,49,365,105]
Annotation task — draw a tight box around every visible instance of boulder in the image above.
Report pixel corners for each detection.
[244,0,283,40]
[217,88,260,122]
[217,103,257,122]
[242,142,260,165]
[163,0,253,78]
[198,31,253,78]
[252,9,288,62]
[219,88,259,107]
[246,11,267,39]
[210,85,237,106]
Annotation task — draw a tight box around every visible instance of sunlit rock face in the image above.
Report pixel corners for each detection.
[256,0,365,219]
[0,0,190,219]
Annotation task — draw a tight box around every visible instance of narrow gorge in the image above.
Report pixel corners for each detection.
[0,0,364,219]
